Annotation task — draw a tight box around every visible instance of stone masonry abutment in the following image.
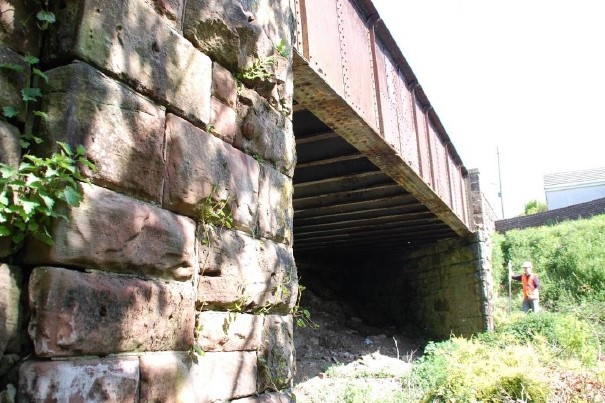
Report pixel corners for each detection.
[1,0,298,401]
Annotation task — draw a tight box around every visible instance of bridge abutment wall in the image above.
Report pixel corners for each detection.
[359,233,495,338]
[1,0,297,401]
[297,232,494,339]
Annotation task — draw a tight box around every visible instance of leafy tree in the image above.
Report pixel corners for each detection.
[522,199,547,215]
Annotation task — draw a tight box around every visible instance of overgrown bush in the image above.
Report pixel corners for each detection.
[487,311,600,366]
[408,308,602,401]
[409,337,549,402]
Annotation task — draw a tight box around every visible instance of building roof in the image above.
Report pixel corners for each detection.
[544,167,605,191]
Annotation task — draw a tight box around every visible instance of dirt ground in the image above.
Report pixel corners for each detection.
[292,288,427,401]
[290,290,605,403]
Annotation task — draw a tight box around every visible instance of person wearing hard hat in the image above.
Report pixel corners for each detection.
[510,261,540,313]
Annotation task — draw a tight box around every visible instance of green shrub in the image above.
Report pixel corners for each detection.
[342,383,371,403]
[494,312,599,366]
[410,337,550,402]
[491,232,506,289]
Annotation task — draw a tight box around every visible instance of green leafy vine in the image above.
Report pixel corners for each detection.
[0,2,94,252]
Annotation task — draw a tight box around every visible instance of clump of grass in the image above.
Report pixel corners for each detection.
[341,381,406,403]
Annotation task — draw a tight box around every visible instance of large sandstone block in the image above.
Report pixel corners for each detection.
[237,0,295,112]
[28,266,195,357]
[198,228,297,312]
[0,44,28,123]
[40,61,166,202]
[21,183,196,280]
[257,315,295,392]
[143,0,184,29]
[140,351,257,402]
[258,165,293,244]
[196,311,263,352]
[19,357,139,402]
[183,0,273,73]
[164,114,260,232]
[239,0,294,53]
[212,62,237,107]
[236,88,296,177]
[0,264,21,358]
[211,96,237,144]
[0,120,19,167]
[184,0,293,113]
[0,0,41,55]
[45,0,212,126]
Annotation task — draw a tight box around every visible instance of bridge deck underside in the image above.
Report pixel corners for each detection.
[293,109,457,254]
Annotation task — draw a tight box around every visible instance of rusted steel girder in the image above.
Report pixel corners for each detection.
[293,0,472,236]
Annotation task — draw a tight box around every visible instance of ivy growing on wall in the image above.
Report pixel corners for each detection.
[0,3,95,252]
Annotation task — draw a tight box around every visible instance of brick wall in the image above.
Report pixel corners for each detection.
[496,197,605,233]
[0,0,296,400]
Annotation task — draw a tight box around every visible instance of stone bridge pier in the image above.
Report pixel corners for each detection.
[0,0,493,401]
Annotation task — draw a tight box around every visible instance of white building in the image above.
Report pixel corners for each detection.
[544,167,605,210]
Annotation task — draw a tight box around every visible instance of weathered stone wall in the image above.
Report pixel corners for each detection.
[0,0,296,401]
[352,234,494,338]
[296,233,494,340]
[469,168,497,233]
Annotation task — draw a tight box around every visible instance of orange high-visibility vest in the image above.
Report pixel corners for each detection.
[522,274,538,300]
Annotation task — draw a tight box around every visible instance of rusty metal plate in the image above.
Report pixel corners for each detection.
[396,70,419,173]
[303,0,345,98]
[415,99,432,187]
[456,168,468,224]
[429,122,451,206]
[460,173,470,226]
[336,0,379,132]
[449,155,462,217]
[375,42,400,149]
[293,0,303,52]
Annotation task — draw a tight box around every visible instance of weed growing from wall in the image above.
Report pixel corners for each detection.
[188,320,205,362]
[0,143,93,248]
[292,285,318,329]
[274,39,289,58]
[195,186,233,246]
[237,55,277,82]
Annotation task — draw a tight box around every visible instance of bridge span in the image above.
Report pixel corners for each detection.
[291,0,474,255]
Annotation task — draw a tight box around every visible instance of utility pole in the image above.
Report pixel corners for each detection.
[497,147,505,219]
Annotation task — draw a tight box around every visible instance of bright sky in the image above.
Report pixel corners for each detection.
[372,0,605,218]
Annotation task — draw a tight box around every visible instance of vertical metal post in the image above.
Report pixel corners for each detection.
[497,147,505,218]
[298,0,310,60]
[507,260,513,314]
[367,14,384,138]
